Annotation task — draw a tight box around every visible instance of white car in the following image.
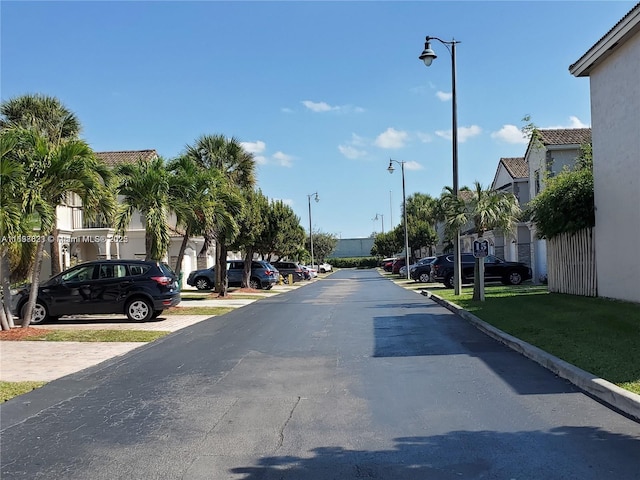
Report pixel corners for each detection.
[302,265,318,278]
[317,262,332,273]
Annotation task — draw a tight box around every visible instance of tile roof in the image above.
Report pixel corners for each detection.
[500,157,528,179]
[536,128,591,146]
[95,150,158,167]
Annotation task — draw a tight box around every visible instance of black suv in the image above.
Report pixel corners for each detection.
[186,260,278,290]
[12,260,181,324]
[430,253,532,288]
[271,261,305,284]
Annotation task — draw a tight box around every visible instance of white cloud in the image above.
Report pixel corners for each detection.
[491,124,528,144]
[435,125,481,143]
[272,151,293,167]
[301,100,364,114]
[436,91,452,101]
[302,100,335,112]
[338,144,367,159]
[241,140,266,154]
[254,155,268,165]
[350,133,367,147]
[281,107,294,114]
[404,160,423,171]
[375,127,409,149]
[545,116,590,129]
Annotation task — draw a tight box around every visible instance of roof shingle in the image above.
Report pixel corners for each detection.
[537,128,591,146]
[95,150,158,167]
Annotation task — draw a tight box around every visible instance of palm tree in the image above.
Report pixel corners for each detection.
[114,156,171,261]
[167,155,241,283]
[1,94,84,276]
[442,181,521,301]
[16,132,114,326]
[185,135,256,295]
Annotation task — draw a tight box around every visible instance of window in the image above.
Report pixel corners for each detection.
[62,265,95,282]
[534,169,541,195]
[129,264,150,276]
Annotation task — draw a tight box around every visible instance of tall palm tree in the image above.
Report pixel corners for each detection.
[185,135,256,295]
[167,155,241,282]
[1,94,83,276]
[15,132,114,326]
[114,156,171,261]
[442,181,521,301]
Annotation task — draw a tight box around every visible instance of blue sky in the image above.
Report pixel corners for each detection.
[2,1,636,239]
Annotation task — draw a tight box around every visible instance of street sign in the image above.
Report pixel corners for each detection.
[473,239,489,258]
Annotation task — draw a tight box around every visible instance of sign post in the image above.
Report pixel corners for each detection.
[473,239,489,301]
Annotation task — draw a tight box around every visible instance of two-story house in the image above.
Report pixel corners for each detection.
[524,128,592,282]
[49,150,213,284]
[569,2,640,303]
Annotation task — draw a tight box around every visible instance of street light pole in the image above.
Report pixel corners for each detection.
[307,192,319,269]
[420,35,462,295]
[373,213,384,234]
[387,159,410,280]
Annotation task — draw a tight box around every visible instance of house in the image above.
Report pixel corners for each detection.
[569,2,640,303]
[49,150,213,283]
[523,128,592,283]
[488,157,531,265]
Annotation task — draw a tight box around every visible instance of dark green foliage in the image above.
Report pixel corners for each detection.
[529,168,594,239]
[305,232,338,262]
[327,257,379,268]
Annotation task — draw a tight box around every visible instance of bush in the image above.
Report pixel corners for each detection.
[326,257,379,269]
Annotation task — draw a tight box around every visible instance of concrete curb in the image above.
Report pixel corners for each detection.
[421,290,640,423]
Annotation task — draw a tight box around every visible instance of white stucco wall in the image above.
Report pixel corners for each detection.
[589,32,640,303]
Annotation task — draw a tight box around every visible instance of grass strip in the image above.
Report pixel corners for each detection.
[167,306,234,315]
[434,285,640,395]
[27,330,170,342]
[1,381,46,402]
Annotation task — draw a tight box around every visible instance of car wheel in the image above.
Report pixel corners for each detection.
[282,276,289,285]
[507,271,523,285]
[249,278,260,289]
[319,268,326,274]
[194,277,212,290]
[444,273,454,289]
[419,272,431,283]
[21,301,49,325]
[126,298,153,322]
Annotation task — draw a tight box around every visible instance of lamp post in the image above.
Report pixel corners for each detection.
[419,35,462,295]
[307,192,319,269]
[387,159,410,280]
[373,213,384,234]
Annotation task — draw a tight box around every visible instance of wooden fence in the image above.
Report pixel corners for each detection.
[547,227,597,296]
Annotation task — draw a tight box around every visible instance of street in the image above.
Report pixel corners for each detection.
[1,268,639,479]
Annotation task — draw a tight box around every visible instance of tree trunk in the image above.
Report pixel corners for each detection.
[174,230,190,285]
[145,230,153,261]
[216,240,228,297]
[50,225,61,276]
[242,249,254,288]
[21,239,47,327]
[1,249,16,329]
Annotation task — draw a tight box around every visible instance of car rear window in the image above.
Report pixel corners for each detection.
[129,264,151,276]
[159,263,175,277]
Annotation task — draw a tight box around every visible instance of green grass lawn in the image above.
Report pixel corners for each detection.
[433,285,640,395]
[0,381,46,402]
[167,306,235,316]
[16,330,171,342]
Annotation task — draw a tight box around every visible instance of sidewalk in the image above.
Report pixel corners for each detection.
[0,282,306,383]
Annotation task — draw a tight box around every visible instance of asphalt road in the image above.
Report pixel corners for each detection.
[1,269,639,479]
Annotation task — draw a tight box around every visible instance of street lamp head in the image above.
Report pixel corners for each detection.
[419,39,437,66]
[314,192,319,203]
[387,159,394,174]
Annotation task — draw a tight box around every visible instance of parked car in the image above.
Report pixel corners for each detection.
[391,257,406,275]
[186,260,278,290]
[409,256,437,283]
[317,262,332,273]
[11,260,181,324]
[430,253,532,288]
[303,265,318,278]
[381,258,396,272]
[271,261,305,284]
